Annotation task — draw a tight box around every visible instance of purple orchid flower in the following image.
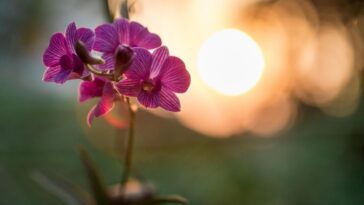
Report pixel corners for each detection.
[43,22,94,84]
[79,77,118,126]
[93,18,162,70]
[116,46,190,112]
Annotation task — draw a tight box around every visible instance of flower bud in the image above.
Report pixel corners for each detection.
[75,40,104,65]
[114,45,135,80]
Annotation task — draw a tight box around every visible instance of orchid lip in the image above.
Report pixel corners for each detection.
[142,81,155,92]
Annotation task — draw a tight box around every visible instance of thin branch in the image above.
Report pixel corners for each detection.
[121,97,136,185]
[85,64,115,80]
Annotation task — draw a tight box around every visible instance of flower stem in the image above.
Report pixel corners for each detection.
[121,97,136,184]
[85,64,115,80]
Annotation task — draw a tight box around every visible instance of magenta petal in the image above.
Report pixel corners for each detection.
[114,18,130,44]
[66,23,95,53]
[87,82,115,125]
[115,78,141,97]
[59,54,73,70]
[124,48,152,79]
[137,32,161,49]
[150,46,169,78]
[43,64,74,84]
[66,22,77,53]
[160,56,190,93]
[75,67,90,80]
[98,52,115,70]
[43,66,61,82]
[129,21,161,49]
[77,28,94,51]
[54,68,72,84]
[43,33,68,67]
[87,105,97,127]
[71,54,85,75]
[137,91,159,109]
[94,23,119,53]
[96,82,115,117]
[67,72,82,80]
[79,78,105,102]
[159,88,180,112]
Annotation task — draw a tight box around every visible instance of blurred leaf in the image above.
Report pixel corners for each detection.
[78,147,111,205]
[148,195,188,205]
[31,171,93,205]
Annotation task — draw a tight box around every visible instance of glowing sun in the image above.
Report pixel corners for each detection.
[197,29,265,96]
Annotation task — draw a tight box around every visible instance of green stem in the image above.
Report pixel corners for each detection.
[121,97,136,184]
[85,64,115,80]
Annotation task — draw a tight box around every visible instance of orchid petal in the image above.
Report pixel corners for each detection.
[79,78,105,102]
[66,22,77,53]
[96,82,115,117]
[87,82,115,126]
[71,54,85,75]
[114,18,130,44]
[124,48,152,79]
[129,21,161,49]
[94,23,119,53]
[115,78,141,97]
[137,91,159,109]
[59,54,73,70]
[42,66,61,82]
[160,56,190,93]
[150,46,169,78]
[87,105,97,127]
[43,33,68,67]
[67,72,82,80]
[76,28,95,51]
[98,52,116,70]
[53,69,72,84]
[159,87,180,112]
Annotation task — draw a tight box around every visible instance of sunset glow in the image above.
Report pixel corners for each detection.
[197,29,265,96]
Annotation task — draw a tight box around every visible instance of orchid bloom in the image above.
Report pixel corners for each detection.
[116,46,190,112]
[93,18,162,70]
[43,22,94,84]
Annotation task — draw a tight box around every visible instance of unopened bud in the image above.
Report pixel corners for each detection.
[114,45,134,80]
[76,40,104,65]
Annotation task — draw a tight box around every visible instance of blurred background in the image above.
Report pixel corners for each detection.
[1,0,364,204]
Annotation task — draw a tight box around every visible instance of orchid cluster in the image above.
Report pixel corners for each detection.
[41,17,191,204]
[43,18,190,125]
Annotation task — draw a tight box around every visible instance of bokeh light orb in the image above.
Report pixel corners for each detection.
[197,29,265,96]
